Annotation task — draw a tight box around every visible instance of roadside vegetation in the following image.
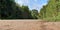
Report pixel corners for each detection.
[39,0,60,21]
[0,0,60,21]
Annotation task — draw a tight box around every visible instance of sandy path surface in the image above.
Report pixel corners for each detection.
[0,20,60,30]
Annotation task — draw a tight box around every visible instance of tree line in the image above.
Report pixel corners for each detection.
[0,0,60,21]
[0,0,38,19]
[39,0,60,21]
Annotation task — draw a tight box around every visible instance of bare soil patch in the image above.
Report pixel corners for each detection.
[0,20,60,30]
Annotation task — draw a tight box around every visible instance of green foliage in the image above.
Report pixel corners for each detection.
[1,0,60,20]
[39,0,60,21]
[0,0,35,19]
[39,6,46,19]
[31,9,38,19]
[0,0,17,19]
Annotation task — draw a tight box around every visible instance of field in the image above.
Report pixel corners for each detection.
[0,20,60,30]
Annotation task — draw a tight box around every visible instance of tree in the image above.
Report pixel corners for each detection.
[31,9,38,19]
[0,0,17,19]
[39,0,60,21]
[40,6,46,19]
[0,0,34,19]
[21,5,34,19]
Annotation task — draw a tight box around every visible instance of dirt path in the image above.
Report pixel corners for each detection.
[0,20,60,30]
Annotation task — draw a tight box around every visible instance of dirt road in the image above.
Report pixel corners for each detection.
[0,20,60,30]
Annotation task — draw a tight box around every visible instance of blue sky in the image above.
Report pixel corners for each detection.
[15,0,48,11]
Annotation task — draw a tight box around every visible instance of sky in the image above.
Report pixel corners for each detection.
[15,0,48,11]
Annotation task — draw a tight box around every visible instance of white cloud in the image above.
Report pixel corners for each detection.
[15,0,30,5]
[15,0,48,11]
[15,0,23,5]
[29,3,42,11]
[43,3,47,5]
